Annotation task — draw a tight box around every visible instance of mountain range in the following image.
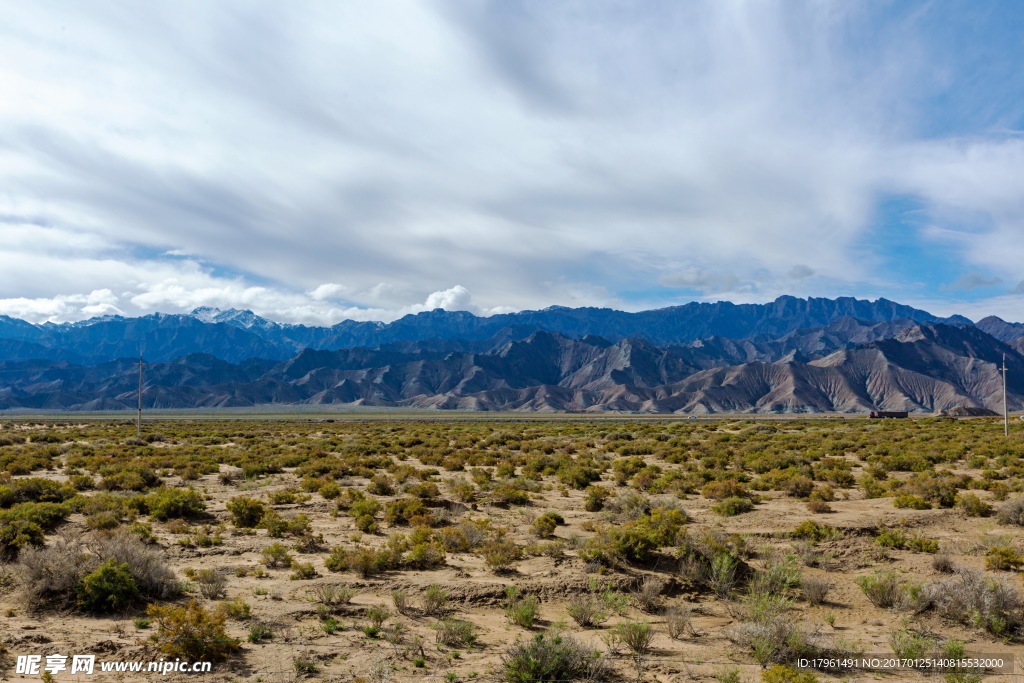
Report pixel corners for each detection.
[0,296,1022,413]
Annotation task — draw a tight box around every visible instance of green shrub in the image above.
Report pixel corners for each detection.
[583,485,612,512]
[505,593,540,628]
[566,593,609,628]
[436,618,477,647]
[100,468,161,492]
[384,498,431,526]
[875,527,907,549]
[889,629,935,660]
[857,571,912,609]
[77,559,142,613]
[792,520,839,543]
[148,601,240,661]
[893,494,931,510]
[324,546,349,572]
[502,632,609,683]
[985,546,1023,571]
[761,665,820,683]
[713,496,755,516]
[0,478,76,506]
[956,493,993,518]
[532,514,558,538]
[147,488,205,520]
[481,539,523,573]
[0,518,44,560]
[262,542,293,568]
[614,621,654,656]
[421,584,449,616]
[226,497,266,528]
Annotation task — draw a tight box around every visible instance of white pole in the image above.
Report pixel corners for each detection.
[137,356,143,439]
[1004,353,1009,438]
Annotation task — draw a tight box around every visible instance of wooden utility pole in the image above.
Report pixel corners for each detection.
[1003,354,1009,437]
[137,355,143,439]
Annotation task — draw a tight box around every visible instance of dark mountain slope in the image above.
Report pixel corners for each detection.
[0,296,976,364]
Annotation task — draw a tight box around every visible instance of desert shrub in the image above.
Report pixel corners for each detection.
[259,511,311,537]
[889,629,935,660]
[346,547,387,578]
[247,621,273,642]
[311,583,356,606]
[147,600,240,661]
[800,576,831,606]
[874,527,907,549]
[422,584,450,616]
[727,615,820,666]
[932,553,957,573]
[956,493,993,517]
[583,485,612,512]
[391,589,410,614]
[713,496,755,516]
[147,488,205,520]
[984,546,1023,571]
[349,498,382,519]
[874,527,937,553]
[907,535,940,553]
[195,569,228,599]
[857,571,914,609]
[665,604,695,639]
[367,474,394,496]
[504,587,540,628]
[354,514,378,533]
[384,498,432,526]
[482,539,523,573]
[0,518,44,560]
[557,465,601,490]
[997,496,1024,526]
[0,501,73,559]
[791,520,839,543]
[615,621,654,656]
[581,509,687,567]
[761,666,820,683]
[785,476,815,498]
[502,632,610,683]
[262,542,293,568]
[99,467,161,492]
[20,530,179,609]
[491,482,533,506]
[221,598,251,620]
[702,479,752,500]
[566,593,609,628]
[68,474,95,491]
[632,576,666,613]
[324,546,348,572]
[805,500,832,513]
[318,481,341,499]
[531,512,562,538]
[77,559,141,612]
[893,494,931,510]
[226,497,266,528]
[0,478,76,506]
[436,618,477,647]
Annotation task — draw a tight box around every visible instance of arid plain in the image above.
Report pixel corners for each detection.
[2,416,1024,683]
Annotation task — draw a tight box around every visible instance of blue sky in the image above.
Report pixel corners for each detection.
[0,0,1022,324]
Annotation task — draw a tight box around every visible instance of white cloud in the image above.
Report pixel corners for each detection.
[422,285,472,312]
[0,2,1020,322]
[659,268,742,294]
[308,283,350,302]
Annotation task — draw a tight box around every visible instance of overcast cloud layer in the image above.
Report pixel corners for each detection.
[1,1,1022,324]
